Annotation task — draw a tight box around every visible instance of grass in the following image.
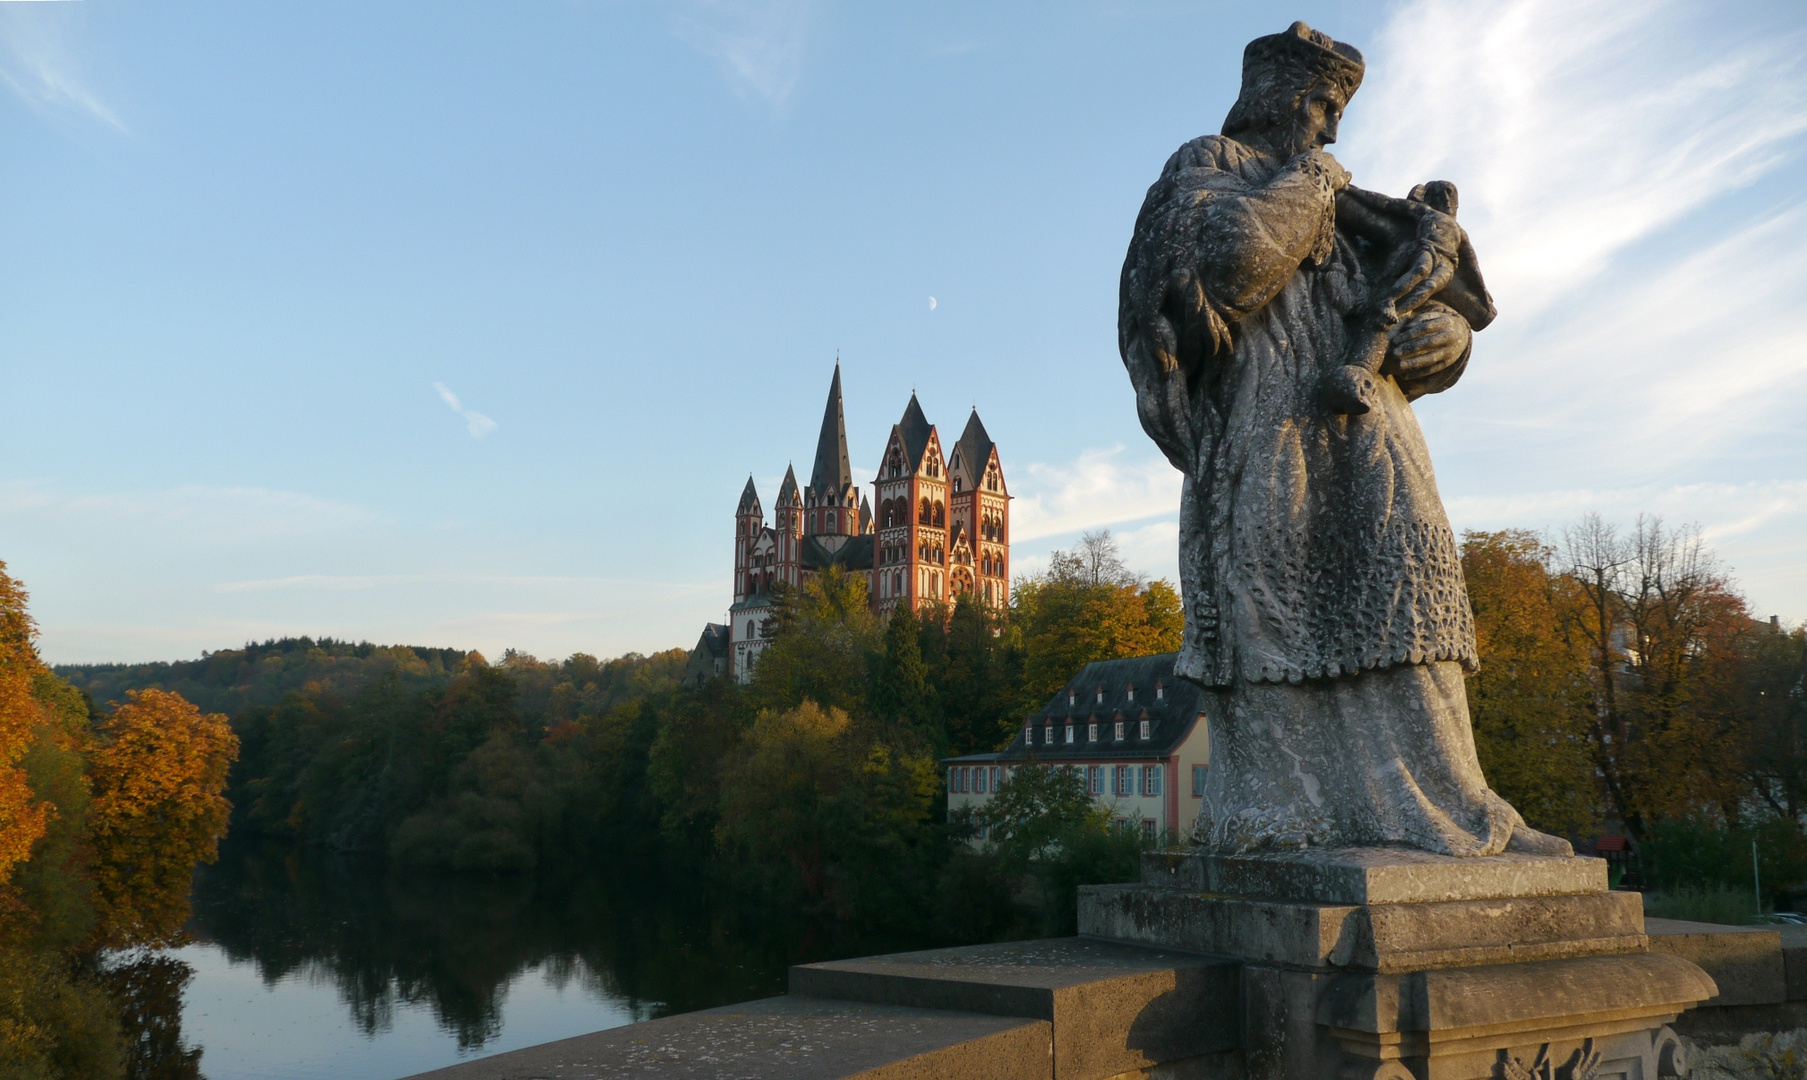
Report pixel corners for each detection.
[1643,883,1763,925]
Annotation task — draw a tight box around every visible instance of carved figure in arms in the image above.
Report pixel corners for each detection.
[1118,22,1568,856]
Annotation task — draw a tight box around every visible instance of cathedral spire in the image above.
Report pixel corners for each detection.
[809,363,853,495]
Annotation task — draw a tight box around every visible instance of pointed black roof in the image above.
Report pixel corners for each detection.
[859,494,872,534]
[809,365,853,494]
[737,475,761,514]
[898,394,933,466]
[955,409,994,482]
[776,464,801,505]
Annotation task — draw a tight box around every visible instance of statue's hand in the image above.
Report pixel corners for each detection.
[1387,302,1469,382]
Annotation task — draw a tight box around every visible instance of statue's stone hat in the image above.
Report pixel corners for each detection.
[1223,21,1365,138]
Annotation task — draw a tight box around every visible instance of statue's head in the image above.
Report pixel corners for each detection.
[1222,22,1364,157]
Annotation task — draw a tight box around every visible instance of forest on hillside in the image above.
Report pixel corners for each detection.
[6,520,1807,1076]
[57,522,1807,914]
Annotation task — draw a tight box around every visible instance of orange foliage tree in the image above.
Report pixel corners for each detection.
[0,565,50,885]
[86,690,238,947]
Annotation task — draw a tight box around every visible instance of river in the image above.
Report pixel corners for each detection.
[157,837,900,1080]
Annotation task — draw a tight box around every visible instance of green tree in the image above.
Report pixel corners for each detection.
[871,606,933,735]
[748,568,877,717]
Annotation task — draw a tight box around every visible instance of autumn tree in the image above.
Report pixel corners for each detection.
[1459,531,1599,836]
[1560,515,1750,836]
[1011,531,1182,711]
[86,690,238,947]
[0,564,50,884]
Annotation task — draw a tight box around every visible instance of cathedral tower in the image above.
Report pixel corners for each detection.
[803,363,864,549]
[947,409,1010,610]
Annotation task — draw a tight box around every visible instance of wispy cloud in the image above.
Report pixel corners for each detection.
[1008,446,1181,543]
[671,0,811,106]
[0,480,376,543]
[434,382,498,438]
[215,573,718,595]
[0,3,124,131]
[1343,0,1807,317]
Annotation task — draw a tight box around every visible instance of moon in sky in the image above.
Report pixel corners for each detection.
[928,296,937,310]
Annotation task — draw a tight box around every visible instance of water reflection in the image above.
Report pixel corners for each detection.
[178,837,902,1078]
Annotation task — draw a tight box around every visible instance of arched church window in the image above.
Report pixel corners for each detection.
[933,502,945,526]
[827,510,836,532]
[919,498,932,525]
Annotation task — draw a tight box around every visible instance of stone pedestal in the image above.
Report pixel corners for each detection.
[1079,849,1718,1080]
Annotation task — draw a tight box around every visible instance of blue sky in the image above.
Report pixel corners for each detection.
[2,0,1804,664]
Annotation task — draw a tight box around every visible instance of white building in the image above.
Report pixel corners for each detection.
[945,653,1210,842]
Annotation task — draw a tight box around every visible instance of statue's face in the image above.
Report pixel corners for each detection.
[1284,84,1345,156]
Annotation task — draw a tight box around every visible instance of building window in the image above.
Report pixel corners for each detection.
[974,768,987,795]
[1088,766,1102,795]
[1156,681,1165,701]
[1139,720,1151,740]
[1044,725,1055,746]
[1142,765,1162,796]
[990,766,1001,792]
[1095,687,1105,704]
[827,510,836,531]
[1126,685,1135,704]
[1114,721,1125,742]
[1113,765,1130,796]
[1068,690,1076,707]
[1023,724,1032,746]
[1141,819,1157,842]
[1064,724,1074,745]
[747,621,754,638]
[1087,723,1098,743]
[1114,818,1129,832]
[948,766,959,792]
[1192,765,1207,797]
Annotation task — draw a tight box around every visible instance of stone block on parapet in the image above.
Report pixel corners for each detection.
[1079,883,1645,973]
[1645,918,1786,1007]
[1310,952,1716,1080]
[397,994,1052,1080]
[790,937,1237,1080]
[1140,847,1608,905]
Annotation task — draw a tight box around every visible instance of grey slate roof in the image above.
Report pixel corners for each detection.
[802,533,875,573]
[954,410,994,484]
[809,364,854,495]
[859,494,872,534]
[898,394,933,467]
[737,476,761,515]
[776,464,800,506]
[949,653,1204,763]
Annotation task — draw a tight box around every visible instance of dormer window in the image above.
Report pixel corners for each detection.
[1126,685,1135,704]
[1068,690,1076,707]
[1044,725,1055,746]
[1113,721,1125,742]
[1087,723,1098,743]
[1023,723,1032,746]
[1155,681,1165,701]
[1139,719,1151,740]
[1095,687,1105,705]
[1064,724,1074,745]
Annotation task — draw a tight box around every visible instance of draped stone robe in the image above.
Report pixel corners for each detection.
[1120,134,1550,856]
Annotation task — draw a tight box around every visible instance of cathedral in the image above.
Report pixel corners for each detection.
[691,365,1011,683]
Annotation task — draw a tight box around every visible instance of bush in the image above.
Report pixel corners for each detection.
[1640,818,1807,906]
[1644,885,1761,926]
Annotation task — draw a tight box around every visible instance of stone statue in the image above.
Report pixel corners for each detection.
[1118,22,1569,858]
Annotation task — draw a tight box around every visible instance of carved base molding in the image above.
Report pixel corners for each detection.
[1078,848,1719,1080]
